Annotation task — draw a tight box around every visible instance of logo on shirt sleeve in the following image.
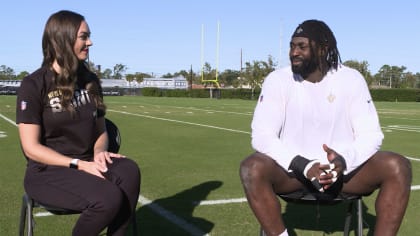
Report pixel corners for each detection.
[20,101,27,111]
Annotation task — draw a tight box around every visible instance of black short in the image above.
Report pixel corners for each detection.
[287,164,364,201]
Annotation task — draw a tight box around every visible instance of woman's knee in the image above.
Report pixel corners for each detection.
[90,185,124,216]
[112,158,141,182]
[124,158,141,180]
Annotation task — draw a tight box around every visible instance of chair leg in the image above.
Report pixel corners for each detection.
[357,198,363,236]
[259,227,267,236]
[343,201,354,236]
[19,194,34,236]
[25,194,34,236]
[131,213,138,236]
[19,195,27,236]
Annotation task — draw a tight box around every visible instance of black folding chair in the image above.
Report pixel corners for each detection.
[259,190,364,236]
[19,119,138,236]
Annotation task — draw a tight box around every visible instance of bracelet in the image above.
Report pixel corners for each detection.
[69,158,79,169]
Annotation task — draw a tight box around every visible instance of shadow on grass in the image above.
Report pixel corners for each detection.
[132,180,223,236]
[282,200,376,236]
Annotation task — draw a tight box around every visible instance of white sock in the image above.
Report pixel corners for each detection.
[278,229,288,236]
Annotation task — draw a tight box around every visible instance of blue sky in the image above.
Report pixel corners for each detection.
[1,1,419,76]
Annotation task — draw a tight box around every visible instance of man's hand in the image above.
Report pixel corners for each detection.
[304,161,325,192]
[319,144,346,190]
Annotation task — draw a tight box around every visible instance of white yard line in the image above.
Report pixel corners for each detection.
[0,113,16,126]
[383,125,420,133]
[107,101,254,116]
[171,106,253,116]
[407,156,420,162]
[381,116,420,121]
[138,195,210,236]
[108,109,251,135]
[411,185,420,191]
[34,212,53,217]
[196,198,248,206]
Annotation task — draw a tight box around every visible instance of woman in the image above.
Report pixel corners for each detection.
[16,10,141,236]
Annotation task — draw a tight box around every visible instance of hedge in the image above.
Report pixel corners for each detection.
[130,87,420,102]
[370,89,419,102]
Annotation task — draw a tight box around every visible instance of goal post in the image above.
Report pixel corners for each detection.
[201,21,220,89]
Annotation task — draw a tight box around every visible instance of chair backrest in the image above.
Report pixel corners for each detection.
[105,118,121,153]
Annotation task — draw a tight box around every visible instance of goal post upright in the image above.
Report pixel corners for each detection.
[200,21,220,89]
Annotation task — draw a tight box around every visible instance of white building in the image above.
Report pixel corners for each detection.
[140,76,188,89]
[0,80,21,87]
[101,76,188,90]
[1,76,189,90]
[100,79,129,88]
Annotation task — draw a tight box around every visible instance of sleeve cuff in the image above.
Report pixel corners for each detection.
[288,155,311,174]
[303,160,321,178]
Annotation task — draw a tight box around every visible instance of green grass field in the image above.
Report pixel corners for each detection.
[0,95,419,236]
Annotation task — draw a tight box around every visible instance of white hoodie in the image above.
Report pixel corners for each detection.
[251,65,383,174]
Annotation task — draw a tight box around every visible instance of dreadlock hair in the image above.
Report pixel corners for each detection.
[41,10,105,115]
[292,19,342,76]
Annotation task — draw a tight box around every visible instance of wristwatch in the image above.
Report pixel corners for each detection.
[69,158,79,169]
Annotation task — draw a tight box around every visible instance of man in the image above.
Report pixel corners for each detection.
[239,19,412,236]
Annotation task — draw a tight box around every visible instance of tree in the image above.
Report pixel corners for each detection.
[242,55,277,98]
[102,69,112,79]
[135,72,148,84]
[125,73,135,85]
[201,62,215,81]
[4,57,420,88]
[401,72,417,88]
[173,70,190,79]
[416,73,420,89]
[244,56,277,87]
[161,73,173,78]
[219,69,240,87]
[113,64,127,79]
[376,65,406,88]
[15,71,30,80]
[343,60,372,86]
[88,60,102,78]
[0,65,15,80]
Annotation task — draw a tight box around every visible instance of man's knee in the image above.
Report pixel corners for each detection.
[378,152,412,183]
[239,153,273,187]
[391,153,412,183]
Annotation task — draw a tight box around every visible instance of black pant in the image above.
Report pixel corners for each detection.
[24,158,141,236]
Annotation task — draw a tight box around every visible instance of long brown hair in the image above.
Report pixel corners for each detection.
[41,10,105,114]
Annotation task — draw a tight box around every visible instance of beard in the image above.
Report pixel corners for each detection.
[291,56,318,78]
